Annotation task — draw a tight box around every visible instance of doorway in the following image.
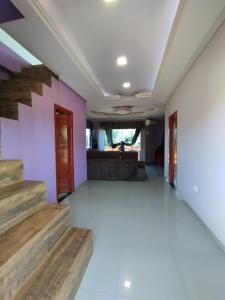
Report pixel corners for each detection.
[169,111,177,188]
[55,104,74,202]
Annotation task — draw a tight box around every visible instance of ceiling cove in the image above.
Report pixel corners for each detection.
[32,0,181,98]
[3,0,225,119]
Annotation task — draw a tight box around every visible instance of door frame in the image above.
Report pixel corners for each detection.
[54,104,75,201]
[169,111,177,187]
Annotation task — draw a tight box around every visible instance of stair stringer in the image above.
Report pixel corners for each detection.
[0,76,60,202]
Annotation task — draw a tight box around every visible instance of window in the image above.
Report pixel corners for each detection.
[104,129,141,151]
[86,129,91,149]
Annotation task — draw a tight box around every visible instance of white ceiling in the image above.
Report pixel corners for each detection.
[39,0,179,96]
[2,0,225,119]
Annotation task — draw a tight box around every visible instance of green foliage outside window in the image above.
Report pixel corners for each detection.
[104,129,140,147]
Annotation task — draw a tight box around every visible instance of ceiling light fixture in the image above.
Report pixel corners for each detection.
[117,56,127,66]
[105,95,122,100]
[135,92,153,99]
[123,82,131,88]
[113,106,132,114]
[124,281,131,288]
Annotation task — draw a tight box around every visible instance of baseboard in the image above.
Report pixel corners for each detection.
[183,199,225,254]
[175,189,183,200]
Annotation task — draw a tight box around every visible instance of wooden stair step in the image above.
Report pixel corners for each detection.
[0,100,31,106]
[0,97,31,105]
[0,76,52,88]
[14,228,93,300]
[0,204,70,300]
[0,100,31,120]
[0,180,46,235]
[15,65,56,76]
[0,111,18,120]
[0,82,43,94]
[0,160,23,188]
[0,90,35,100]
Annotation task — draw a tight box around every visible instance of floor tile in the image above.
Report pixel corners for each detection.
[64,166,225,300]
[79,240,122,294]
[74,289,114,300]
[115,245,188,300]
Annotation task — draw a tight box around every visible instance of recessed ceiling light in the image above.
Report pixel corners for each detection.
[123,82,131,88]
[117,56,127,66]
[124,281,131,288]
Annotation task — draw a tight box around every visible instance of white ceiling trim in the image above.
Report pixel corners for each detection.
[165,5,225,102]
[153,0,185,97]
[28,0,104,97]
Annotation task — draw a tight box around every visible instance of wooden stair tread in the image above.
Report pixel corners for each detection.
[0,204,69,268]
[0,204,70,300]
[0,81,42,91]
[14,228,93,300]
[0,180,44,201]
[0,90,32,99]
[0,160,23,188]
[0,180,47,235]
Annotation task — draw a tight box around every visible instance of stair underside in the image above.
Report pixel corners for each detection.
[13,228,93,300]
[0,65,57,120]
[0,204,70,300]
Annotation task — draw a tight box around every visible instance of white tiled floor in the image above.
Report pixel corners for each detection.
[64,167,225,300]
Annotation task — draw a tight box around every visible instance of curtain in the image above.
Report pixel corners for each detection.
[131,127,142,145]
[105,126,142,148]
[105,128,113,147]
[123,127,142,146]
[100,121,144,149]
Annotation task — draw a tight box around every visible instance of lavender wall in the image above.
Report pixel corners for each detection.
[0,42,29,73]
[0,77,87,202]
[0,117,20,158]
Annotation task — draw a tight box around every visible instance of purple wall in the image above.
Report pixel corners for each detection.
[0,0,24,24]
[0,117,20,158]
[0,42,29,73]
[0,77,87,202]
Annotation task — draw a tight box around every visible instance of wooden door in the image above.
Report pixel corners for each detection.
[55,105,74,201]
[169,111,177,187]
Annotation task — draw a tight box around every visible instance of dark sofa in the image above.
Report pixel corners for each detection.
[87,151,138,160]
[87,151,146,181]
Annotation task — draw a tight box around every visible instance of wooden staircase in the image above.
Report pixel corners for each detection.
[0,160,92,300]
[0,65,57,120]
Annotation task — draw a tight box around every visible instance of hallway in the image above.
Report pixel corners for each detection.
[64,168,225,300]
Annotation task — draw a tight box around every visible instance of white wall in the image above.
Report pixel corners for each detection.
[165,21,225,247]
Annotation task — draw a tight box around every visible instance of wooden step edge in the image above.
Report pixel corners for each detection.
[0,160,23,188]
[0,204,70,300]
[0,202,47,237]
[0,180,46,200]
[13,228,93,300]
[60,230,93,300]
[0,204,70,274]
